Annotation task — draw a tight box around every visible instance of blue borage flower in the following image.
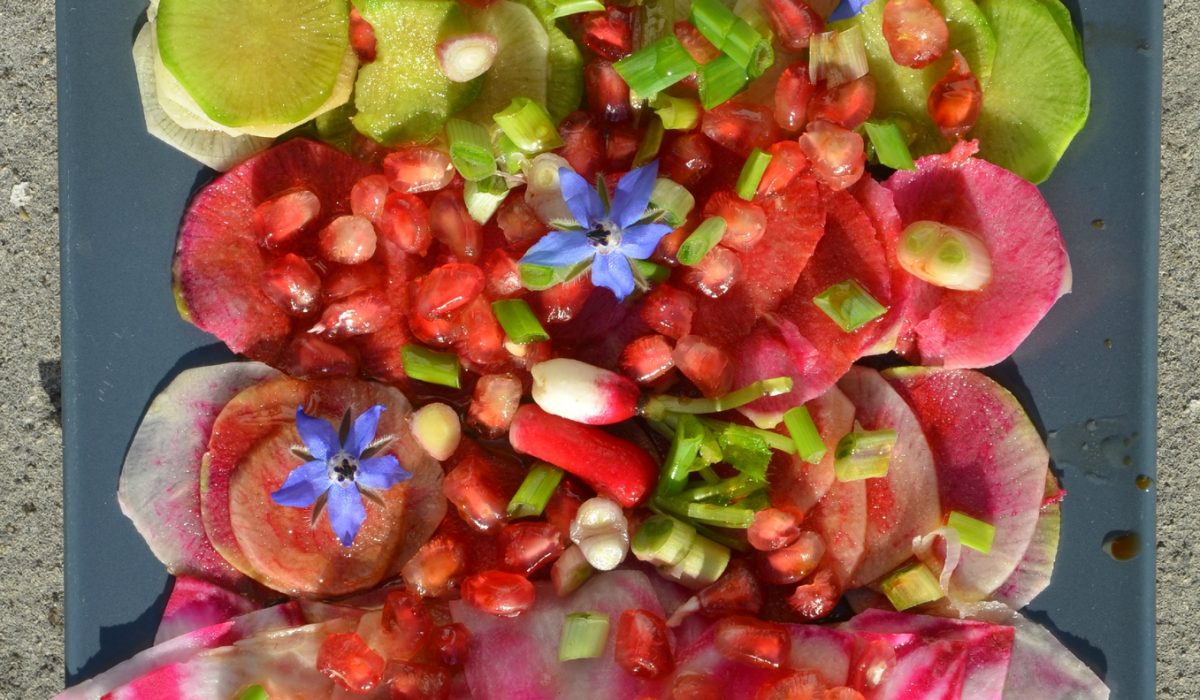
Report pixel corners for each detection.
[271,404,412,547]
[830,0,873,21]
[519,161,673,301]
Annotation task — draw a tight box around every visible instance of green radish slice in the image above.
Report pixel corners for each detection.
[1030,0,1083,59]
[156,0,352,129]
[461,0,550,122]
[515,0,585,122]
[352,0,483,144]
[838,0,996,158]
[132,24,271,170]
[973,0,1090,183]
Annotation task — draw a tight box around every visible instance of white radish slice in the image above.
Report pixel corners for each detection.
[154,577,257,645]
[1002,614,1109,700]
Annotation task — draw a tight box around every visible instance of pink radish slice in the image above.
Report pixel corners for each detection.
[118,361,280,594]
[837,367,942,588]
[883,367,1050,602]
[54,602,306,700]
[450,570,666,700]
[853,176,910,356]
[101,617,359,700]
[883,149,1071,368]
[768,384,856,514]
[1003,614,1109,700]
[991,470,1062,609]
[807,477,867,588]
[155,577,258,645]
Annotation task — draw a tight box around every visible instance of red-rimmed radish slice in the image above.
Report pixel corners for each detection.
[1003,614,1109,700]
[437,33,499,82]
[155,577,258,645]
[768,384,856,514]
[990,469,1062,608]
[118,361,280,593]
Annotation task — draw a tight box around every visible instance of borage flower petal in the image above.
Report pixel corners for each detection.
[326,484,368,548]
[295,407,340,460]
[521,230,597,268]
[591,252,637,300]
[830,0,872,21]
[343,405,385,458]
[616,222,673,261]
[356,455,411,490]
[271,460,329,508]
[559,167,604,229]
[610,161,660,228]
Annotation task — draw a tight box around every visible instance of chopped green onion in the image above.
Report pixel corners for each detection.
[696,465,721,483]
[446,118,497,181]
[507,462,565,518]
[697,417,797,454]
[236,686,269,700]
[897,221,993,292]
[715,424,772,480]
[834,429,897,481]
[880,563,944,611]
[463,175,510,224]
[634,259,671,284]
[401,345,462,389]
[947,511,996,554]
[550,0,605,18]
[690,0,772,76]
[697,55,749,110]
[678,473,762,503]
[558,612,610,661]
[783,405,827,464]
[863,120,916,172]
[494,97,564,154]
[732,0,772,35]
[492,299,550,344]
[553,545,595,596]
[652,94,701,131]
[614,36,699,98]
[735,148,773,201]
[677,217,727,266]
[809,25,869,87]
[493,129,528,175]
[738,488,770,512]
[662,535,731,589]
[658,414,706,497]
[632,514,698,567]
[520,260,589,291]
[698,426,724,464]
[649,178,695,228]
[644,377,793,419]
[686,502,756,529]
[633,116,665,168]
[813,279,887,332]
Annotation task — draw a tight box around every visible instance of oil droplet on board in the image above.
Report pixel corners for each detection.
[1103,531,1140,561]
[1135,474,1153,491]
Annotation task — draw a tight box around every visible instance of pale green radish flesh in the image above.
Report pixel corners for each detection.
[156,0,351,129]
[461,0,550,122]
[974,0,1090,183]
[836,0,997,158]
[352,0,482,144]
[1030,0,1083,58]
[133,24,271,170]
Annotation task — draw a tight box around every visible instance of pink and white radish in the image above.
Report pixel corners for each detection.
[531,358,640,425]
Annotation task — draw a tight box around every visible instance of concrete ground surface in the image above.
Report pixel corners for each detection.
[0,0,1192,697]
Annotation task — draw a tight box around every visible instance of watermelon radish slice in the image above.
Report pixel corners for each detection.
[884,367,1050,602]
[808,476,867,588]
[853,176,909,357]
[155,577,258,645]
[768,384,856,515]
[201,376,445,598]
[173,138,375,363]
[991,470,1062,609]
[119,361,280,593]
[837,367,942,588]
[55,602,306,700]
[1003,614,1109,700]
[884,148,1072,369]
[449,570,666,700]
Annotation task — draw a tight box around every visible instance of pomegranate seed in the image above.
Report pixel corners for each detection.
[254,189,320,249]
[434,623,470,667]
[673,335,734,397]
[775,63,816,132]
[261,253,321,317]
[430,190,482,261]
[460,570,536,617]
[615,609,674,679]
[762,0,824,50]
[352,174,390,222]
[661,133,715,188]
[712,615,791,669]
[402,535,468,598]
[809,75,876,131]
[639,284,697,339]
[536,274,594,324]
[685,246,742,299]
[824,689,866,700]
[621,334,676,384]
[459,296,508,369]
[654,226,689,265]
[500,521,565,575]
[468,373,523,438]
[415,263,485,319]
[557,112,606,182]
[704,191,766,252]
[673,674,722,700]
[545,476,590,540]
[443,452,513,533]
[788,568,840,620]
[482,249,523,298]
[317,632,385,693]
[509,404,659,508]
[409,307,466,348]
[581,6,635,61]
[848,637,896,691]
[758,141,809,197]
[379,192,433,256]
[386,661,451,700]
[586,61,632,123]
[319,214,378,265]
[384,147,455,194]
[675,21,721,64]
[349,7,378,63]
[323,262,384,302]
[378,590,434,660]
[702,102,781,156]
[799,121,865,192]
[748,508,803,551]
[697,558,763,617]
[882,0,949,69]
[497,196,548,249]
[357,320,411,384]
[282,335,358,379]
[759,530,825,584]
[311,290,392,338]
[928,50,983,140]
[758,670,825,700]
[606,123,642,172]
